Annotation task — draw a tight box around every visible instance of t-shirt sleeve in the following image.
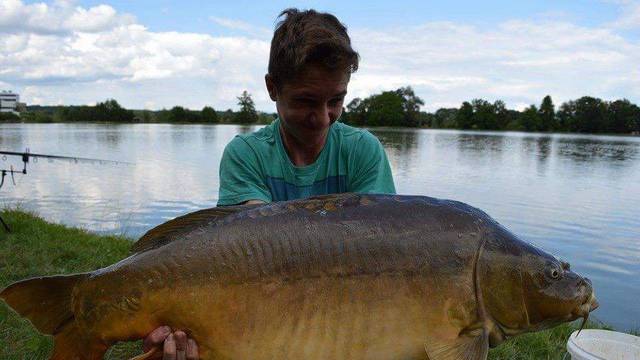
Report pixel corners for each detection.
[217,136,272,206]
[348,131,396,194]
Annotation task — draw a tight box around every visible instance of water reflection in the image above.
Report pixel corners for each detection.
[237,125,255,134]
[370,128,419,157]
[170,124,188,144]
[0,127,24,150]
[556,138,638,163]
[200,125,218,143]
[517,136,553,176]
[456,133,506,155]
[536,137,552,162]
[95,126,123,149]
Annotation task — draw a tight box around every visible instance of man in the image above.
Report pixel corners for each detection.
[143,8,395,359]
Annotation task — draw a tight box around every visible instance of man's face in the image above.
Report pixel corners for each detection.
[266,64,349,144]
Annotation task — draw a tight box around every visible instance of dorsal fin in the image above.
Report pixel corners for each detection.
[131,204,260,253]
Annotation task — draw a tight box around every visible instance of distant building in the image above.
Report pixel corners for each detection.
[0,91,20,114]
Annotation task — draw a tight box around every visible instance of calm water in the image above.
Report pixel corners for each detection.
[1,123,639,330]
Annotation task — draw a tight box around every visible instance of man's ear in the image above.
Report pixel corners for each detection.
[265,74,278,101]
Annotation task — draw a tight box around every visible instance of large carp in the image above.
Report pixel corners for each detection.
[1,193,597,360]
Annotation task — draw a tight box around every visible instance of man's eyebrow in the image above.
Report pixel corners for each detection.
[292,90,347,98]
[292,92,316,98]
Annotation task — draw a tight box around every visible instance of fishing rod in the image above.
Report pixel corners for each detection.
[0,148,131,232]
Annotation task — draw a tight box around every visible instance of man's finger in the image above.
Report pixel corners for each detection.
[186,339,199,360]
[163,334,177,360]
[174,331,187,360]
[143,326,172,351]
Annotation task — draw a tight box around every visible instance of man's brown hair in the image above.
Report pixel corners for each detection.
[268,8,359,88]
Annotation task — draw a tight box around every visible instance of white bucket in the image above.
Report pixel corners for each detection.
[567,329,640,360]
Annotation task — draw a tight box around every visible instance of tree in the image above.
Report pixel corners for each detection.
[557,100,576,132]
[344,97,368,126]
[395,86,424,127]
[0,112,21,122]
[504,109,521,130]
[538,95,555,132]
[434,108,458,128]
[19,111,49,122]
[493,100,509,129]
[51,99,134,122]
[607,99,639,133]
[139,110,153,122]
[201,106,218,123]
[343,87,424,127]
[471,99,497,130]
[220,109,234,123]
[574,96,607,133]
[456,102,474,129]
[235,91,258,124]
[520,105,540,132]
[94,99,135,122]
[257,112,277,124]
[169,106,187,122]
[366,91,405,126]
[418,112,435,128]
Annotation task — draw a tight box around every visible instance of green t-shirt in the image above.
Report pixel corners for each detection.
[217,118,396,205]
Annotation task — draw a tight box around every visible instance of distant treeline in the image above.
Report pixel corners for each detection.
[342,87,640,134]
[2,87,639,134]
[3,91,275,125]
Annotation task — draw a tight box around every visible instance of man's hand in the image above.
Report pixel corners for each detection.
[143,326,199,360]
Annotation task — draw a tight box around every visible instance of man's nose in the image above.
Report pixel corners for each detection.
[312,103,331,125]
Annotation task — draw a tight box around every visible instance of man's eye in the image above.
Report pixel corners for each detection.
[329,98,344,106]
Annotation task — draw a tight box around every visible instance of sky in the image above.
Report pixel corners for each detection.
[0,0,639,112]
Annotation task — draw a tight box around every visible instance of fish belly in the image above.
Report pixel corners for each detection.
[171,274,459,360]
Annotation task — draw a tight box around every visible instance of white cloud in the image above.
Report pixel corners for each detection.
[0,0,638,112]
[0,2,270,109]
[0,0,134,34]
[349,17,639,110]
[20,86,45,104]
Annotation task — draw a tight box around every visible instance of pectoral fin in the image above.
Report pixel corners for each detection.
[424,328,489,360]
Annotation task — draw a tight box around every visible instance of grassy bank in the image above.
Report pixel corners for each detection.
[0,209,619,359]
[0,209,140,359]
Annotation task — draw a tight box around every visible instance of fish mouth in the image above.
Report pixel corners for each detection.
[574,279,599,317]
[587,295,599,312]
[574,292,599,336]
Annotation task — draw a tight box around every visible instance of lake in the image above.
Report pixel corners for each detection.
[1,122,638,331]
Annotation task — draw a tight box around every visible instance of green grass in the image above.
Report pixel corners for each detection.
[0,209,631,359]
[0,209,141,359]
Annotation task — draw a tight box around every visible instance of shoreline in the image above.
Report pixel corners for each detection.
[1,120,638,137]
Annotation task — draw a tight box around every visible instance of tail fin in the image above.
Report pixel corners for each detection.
[1,274,107,360]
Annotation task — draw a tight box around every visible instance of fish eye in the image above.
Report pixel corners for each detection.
[543,262,563,280]
[545,266,563,280]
